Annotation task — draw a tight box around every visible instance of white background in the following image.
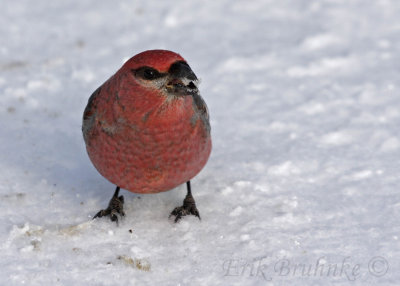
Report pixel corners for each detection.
[1,1,399,285]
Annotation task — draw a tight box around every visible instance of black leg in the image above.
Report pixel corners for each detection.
[93,186,125,225]
[169,181,201,223]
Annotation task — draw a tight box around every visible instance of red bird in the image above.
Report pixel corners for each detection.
[82,50,211,223]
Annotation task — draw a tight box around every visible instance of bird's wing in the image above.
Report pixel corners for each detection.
[82,86,102,143]
[193,93,211,133]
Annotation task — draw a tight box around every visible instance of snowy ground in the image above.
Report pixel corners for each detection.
[1,0,400,285]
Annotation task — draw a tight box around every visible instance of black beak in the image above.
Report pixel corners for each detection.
[168,61,198,81]
[166,61,199,96]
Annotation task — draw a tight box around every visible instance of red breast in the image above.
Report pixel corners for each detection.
[82,50,212,193]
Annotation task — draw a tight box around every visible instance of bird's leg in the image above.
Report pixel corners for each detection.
[93,186,125,225]
[169,181,201,223]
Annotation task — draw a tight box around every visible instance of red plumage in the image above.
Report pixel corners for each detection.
[83,50,211,194]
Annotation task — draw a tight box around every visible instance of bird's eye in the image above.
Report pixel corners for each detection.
[134,67,162,80]
[143,68,156,80]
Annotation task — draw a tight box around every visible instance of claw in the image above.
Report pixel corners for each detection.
[93,186,125,225]
[93,209,109,219]
[169,181,201,223]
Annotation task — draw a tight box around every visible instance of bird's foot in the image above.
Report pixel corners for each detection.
[93,187,125,225]
[169,192,201,223]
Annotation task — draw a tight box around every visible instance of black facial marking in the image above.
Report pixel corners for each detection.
[187,82,197,89]
[166,79,199,96]
[133,67,165,80]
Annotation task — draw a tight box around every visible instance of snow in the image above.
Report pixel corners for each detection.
[1,0,399,285]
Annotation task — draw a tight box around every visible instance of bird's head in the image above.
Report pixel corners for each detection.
[119,50,200,100]
[109,50,208,131]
